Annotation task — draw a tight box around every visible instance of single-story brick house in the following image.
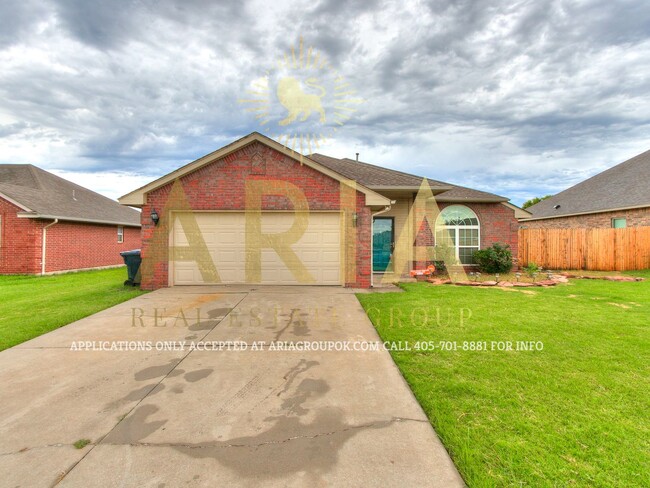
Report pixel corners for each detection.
[0,164,141,274]
[520,149,650,228]
[119,132,528,289]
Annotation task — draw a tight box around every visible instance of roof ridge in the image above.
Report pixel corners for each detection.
[527,148,650,217]
[313,152,449,186]
[26,164,45,190]
[340,155,427,181]
[310,152,508,200]
[31,166,124,204]
[539,149,650,203]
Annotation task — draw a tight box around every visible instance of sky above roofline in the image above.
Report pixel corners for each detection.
[1,0,649,206]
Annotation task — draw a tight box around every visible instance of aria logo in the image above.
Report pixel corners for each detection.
[239,37,363,156]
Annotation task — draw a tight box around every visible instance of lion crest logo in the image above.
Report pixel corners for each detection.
[239,37,362,154]
[277,77,326,126]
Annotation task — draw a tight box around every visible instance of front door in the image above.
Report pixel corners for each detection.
[373,217,394,272]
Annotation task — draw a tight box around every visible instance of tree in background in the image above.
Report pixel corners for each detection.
[522,195,552,209]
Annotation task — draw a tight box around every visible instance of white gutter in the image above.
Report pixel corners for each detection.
[41,219,58,275]
[17,213,141,227]
[369,203,394,287]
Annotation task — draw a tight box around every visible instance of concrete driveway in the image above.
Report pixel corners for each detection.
[0,286,463,487]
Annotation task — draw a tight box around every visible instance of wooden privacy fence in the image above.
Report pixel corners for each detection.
[518,227,650,271]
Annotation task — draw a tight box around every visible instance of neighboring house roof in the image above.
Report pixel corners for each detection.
[309,153,509,203]
[524,149,650,221]
[0,164,141,226]
[119,132,391,207]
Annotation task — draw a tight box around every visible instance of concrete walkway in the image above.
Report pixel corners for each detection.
[0,286,464,487]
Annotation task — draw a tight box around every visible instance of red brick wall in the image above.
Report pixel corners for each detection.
[412,202,519,268]
[45,222,140,273]
[0,196,141,274]
[141,141,371,289]
[0,197,43,274]
[443,202,519,256]
[520,207,650,229]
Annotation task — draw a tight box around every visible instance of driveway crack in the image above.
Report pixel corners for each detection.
[0,443,84,456]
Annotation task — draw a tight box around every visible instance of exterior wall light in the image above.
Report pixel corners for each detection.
[151,209,160,226]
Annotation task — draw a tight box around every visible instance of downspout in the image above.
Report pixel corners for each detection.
[41,219,58,275]
[370,203,394,287]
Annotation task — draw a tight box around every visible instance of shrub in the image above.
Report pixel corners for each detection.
[473,243,513,274]
[433,243,457,268]
[433,261,447,273]
[522,262,540,278]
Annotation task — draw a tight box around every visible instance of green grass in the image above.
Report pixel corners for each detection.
[0,268,147,351]
[357,274,650,487]
[73,439,91,449]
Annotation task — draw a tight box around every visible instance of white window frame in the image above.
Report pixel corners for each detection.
[435,205,481,265]
[117,225,124,243]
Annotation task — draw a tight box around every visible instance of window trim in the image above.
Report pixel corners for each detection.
[117,225,124,243]
[611,218,626,229]
[435,205,481,265]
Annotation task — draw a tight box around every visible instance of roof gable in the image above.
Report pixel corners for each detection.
[0,164,141,226]
[526,149,650,220]
[118,132,391,207]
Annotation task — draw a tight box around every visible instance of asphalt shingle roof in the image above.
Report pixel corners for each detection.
[527,149,650,219]
[0,164,141,226]
[309,153,508,202]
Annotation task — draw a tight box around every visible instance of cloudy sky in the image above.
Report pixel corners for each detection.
[1,0,649,205]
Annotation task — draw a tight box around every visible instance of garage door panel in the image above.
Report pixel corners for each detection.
[175,269,195,283]
[172,212,341,285]
[300,232,319,244]
[321,250,339,263]
[300,250,320,263]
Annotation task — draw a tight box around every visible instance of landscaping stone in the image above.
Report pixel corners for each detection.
[537,280,558,286]
[603,276,643,282]
[424,270,644,288]
[558,273,644,282]
[427,278,452,285]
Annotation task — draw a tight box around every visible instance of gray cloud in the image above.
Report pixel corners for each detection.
[0,0,649,204]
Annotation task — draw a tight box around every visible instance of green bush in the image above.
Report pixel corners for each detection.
[433,243,457,267]
[473,243,513,274]
[522,262,540,278]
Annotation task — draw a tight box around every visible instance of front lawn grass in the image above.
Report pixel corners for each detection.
[357,277,649,487]
[0,267,147,351]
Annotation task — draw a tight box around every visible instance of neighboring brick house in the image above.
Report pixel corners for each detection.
[0,165,141,274]
[119,132,527,290]
[520,149,650,229]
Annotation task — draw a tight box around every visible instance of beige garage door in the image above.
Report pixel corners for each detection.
[171,212,341,285]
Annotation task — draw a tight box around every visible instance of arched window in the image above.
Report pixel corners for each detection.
[435,205,480,264]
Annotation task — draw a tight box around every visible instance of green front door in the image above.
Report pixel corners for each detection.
[373,217,394,272]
